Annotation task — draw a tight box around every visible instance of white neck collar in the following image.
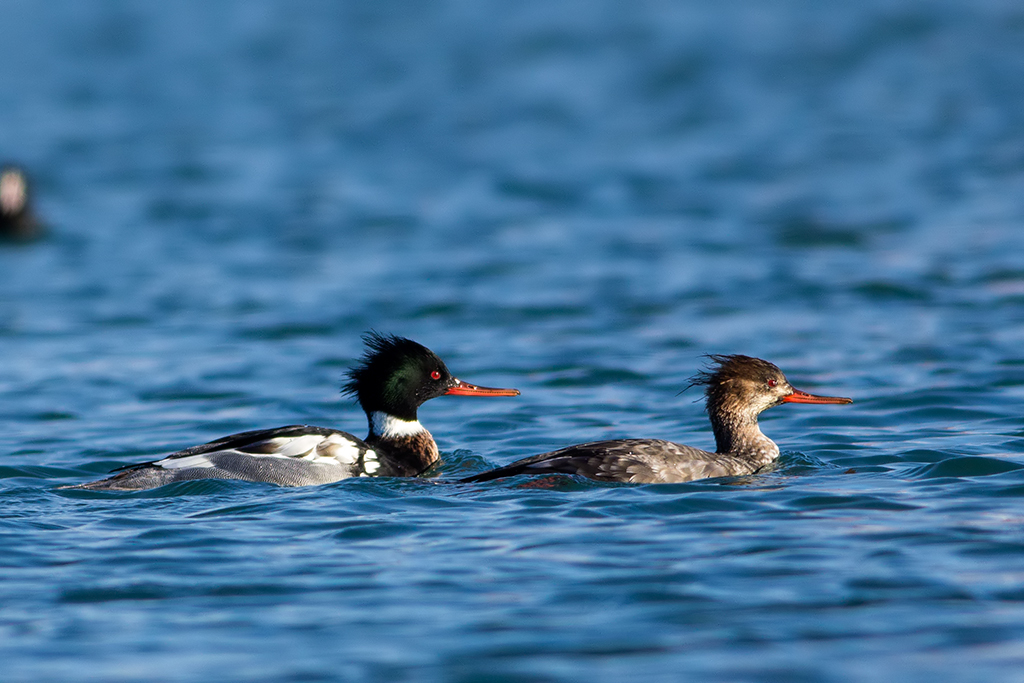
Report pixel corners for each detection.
[370,411,426,439]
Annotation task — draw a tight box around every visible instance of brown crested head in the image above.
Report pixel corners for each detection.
[687,354,851,418]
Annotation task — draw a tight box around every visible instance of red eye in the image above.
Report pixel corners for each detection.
[431,370,441,380]
[767,378,778,387]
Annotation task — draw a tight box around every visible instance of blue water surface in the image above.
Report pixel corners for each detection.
[3,1,1024,681]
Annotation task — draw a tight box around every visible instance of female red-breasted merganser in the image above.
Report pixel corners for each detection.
[64,333,519,490]
[0,165,42,240]
[461,355,851,485]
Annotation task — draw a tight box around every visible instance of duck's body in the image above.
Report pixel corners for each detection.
[461,438,776,484]
[462,355,851,485]
[65,333,519,491]
[0,166,41,240]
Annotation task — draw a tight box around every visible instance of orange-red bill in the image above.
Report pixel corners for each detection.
[782,388,853,404]
[445,379,520,397]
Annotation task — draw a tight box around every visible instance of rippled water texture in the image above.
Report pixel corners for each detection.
[3,1,1024,681]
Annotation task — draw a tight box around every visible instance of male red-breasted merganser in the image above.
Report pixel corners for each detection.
[0,166,42,240]
[64,333,519,490]
[461,354,851,485]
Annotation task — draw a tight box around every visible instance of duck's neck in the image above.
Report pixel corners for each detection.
[365,411,439,476]
[708,405,780,466]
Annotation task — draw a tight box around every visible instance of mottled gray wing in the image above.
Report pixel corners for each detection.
[462,439,727,484]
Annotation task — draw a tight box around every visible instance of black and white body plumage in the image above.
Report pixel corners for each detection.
[461,355,851,485]
[0,166,41,241]
[65,333,519,490]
